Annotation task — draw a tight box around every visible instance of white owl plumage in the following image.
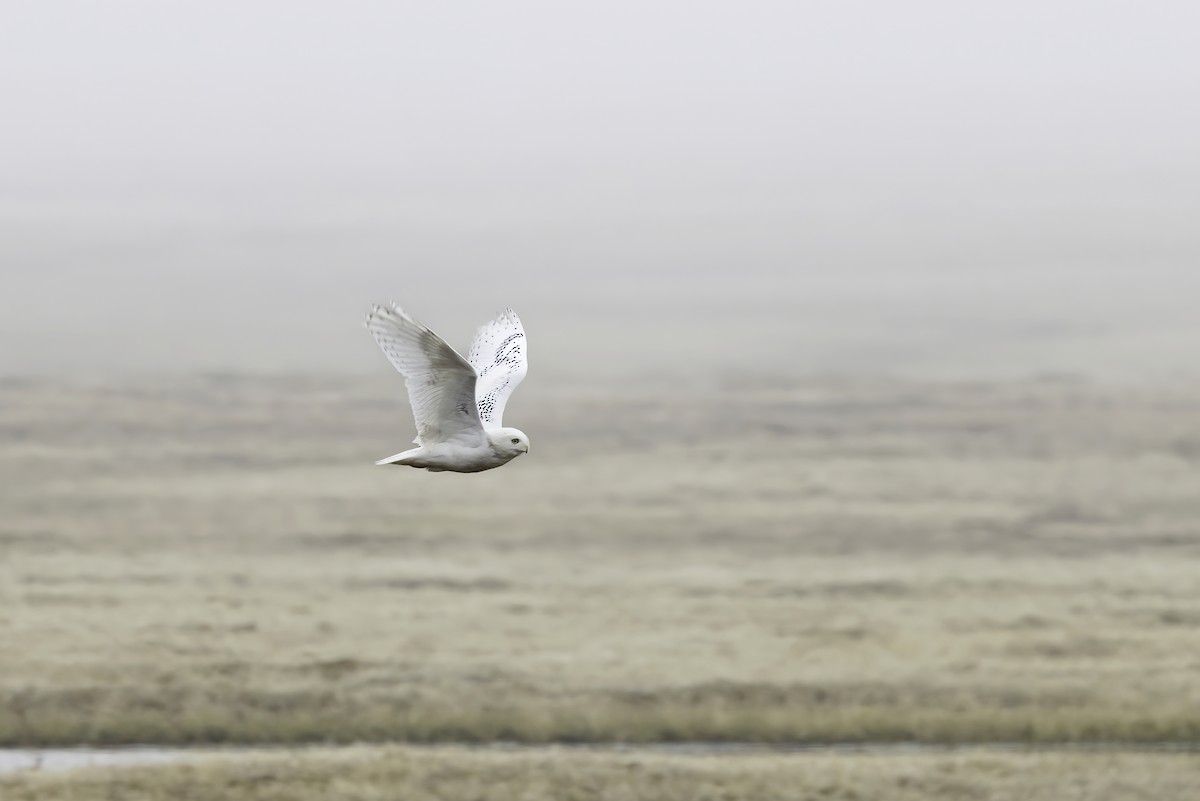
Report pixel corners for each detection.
[365,304,530,473]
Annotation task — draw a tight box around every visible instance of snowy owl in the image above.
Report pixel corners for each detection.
[365,303,529,473]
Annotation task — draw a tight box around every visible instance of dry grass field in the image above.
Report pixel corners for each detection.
[3,745,1199,801]
[2,373,1200,750]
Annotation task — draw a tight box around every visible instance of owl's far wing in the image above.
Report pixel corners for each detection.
[467,308,528,430]
[365,303,487,447]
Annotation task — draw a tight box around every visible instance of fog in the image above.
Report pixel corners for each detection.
[3,1,1199,381]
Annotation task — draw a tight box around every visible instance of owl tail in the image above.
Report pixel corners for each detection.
[375,447,423,466]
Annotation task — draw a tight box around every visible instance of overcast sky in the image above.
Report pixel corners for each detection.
[3,1,1199,381]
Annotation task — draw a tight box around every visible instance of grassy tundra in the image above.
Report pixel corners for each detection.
[1,374,1199,746]
[3,745,1199,801]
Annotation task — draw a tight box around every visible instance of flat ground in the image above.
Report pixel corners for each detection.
[2,374,1200,749]
[3,745,1200,801]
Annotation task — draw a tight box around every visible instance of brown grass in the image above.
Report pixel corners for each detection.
[1,374,1200,745]
[3,745,1200,801]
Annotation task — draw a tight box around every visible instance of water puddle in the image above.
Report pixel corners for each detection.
[0,748,190,774]
[1,742,1196,775]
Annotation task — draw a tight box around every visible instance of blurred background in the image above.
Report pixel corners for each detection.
[3,2,1200,798]
[4,0,1199,382]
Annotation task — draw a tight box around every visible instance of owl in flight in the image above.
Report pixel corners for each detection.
[365,304,529,473]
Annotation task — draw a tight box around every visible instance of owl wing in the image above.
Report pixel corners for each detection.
[365,303,488,447]
[467,308,528,430]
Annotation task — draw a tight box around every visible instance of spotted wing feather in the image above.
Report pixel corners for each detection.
[467,308,528,430]
[365,303,487,447]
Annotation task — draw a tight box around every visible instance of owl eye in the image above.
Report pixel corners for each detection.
[511,438,520,444]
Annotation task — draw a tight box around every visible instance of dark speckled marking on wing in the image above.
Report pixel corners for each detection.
[467,309,528,429]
